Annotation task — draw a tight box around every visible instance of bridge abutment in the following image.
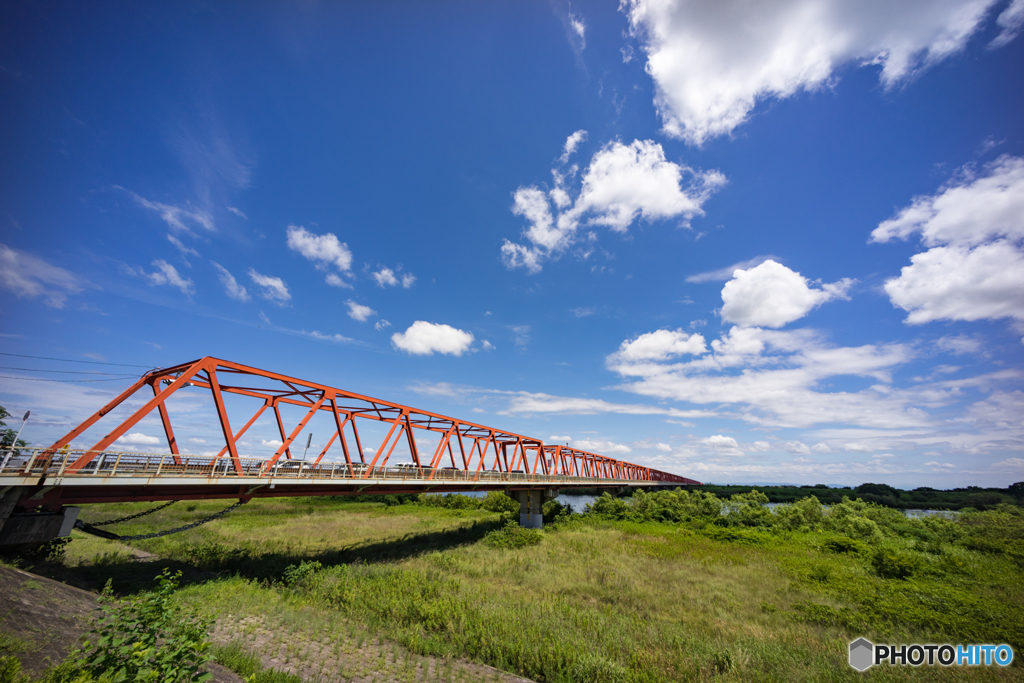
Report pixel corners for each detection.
[0,487,79,547]
[506,488,557,528]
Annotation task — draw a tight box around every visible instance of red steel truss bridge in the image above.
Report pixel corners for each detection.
[0,357,699,542]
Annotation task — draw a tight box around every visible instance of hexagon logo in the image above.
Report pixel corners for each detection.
[849,638,874,671]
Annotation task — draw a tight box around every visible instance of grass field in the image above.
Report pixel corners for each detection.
[8,491,1024,682]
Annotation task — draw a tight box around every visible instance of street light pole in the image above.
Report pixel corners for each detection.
[1,410,29,469]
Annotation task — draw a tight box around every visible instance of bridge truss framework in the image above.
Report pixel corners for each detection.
[0,357,700,542]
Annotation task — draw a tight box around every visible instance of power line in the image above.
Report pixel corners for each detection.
[0,374,138,383]
[0,366,140,376]
[0,352,154,368]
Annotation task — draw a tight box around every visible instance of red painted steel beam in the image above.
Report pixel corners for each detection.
[44,357,700,485]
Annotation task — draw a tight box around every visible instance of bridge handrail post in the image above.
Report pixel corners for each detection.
[156,455,165,476]
[22,448,40,475]
[111,453,123,476]
[55,450,71,478]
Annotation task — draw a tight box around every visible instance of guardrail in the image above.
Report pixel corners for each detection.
[0,448,649,486]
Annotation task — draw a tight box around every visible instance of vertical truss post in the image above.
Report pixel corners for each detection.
[350,418,366,463]
[272,401,292,460]
[328,399,353,469]
[151,380,181,465]
[208,364,243,475]
[404,412,421,469]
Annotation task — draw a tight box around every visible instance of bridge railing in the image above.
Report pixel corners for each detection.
[0,448,642,485]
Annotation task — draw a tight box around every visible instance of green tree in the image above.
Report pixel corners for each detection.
[0,406,30,450]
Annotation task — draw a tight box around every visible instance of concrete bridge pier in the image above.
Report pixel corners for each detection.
[506,488,557,528]
[0,487,79,547]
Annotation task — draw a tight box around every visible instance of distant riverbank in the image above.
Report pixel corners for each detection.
[606,482,1022,511]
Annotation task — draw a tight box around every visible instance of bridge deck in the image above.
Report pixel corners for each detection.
[1,449,674,507]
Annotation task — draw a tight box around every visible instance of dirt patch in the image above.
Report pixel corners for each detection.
[0,566,243,683]
[1,566,534,683]
[212,615,536,683]
[0,566,100,678]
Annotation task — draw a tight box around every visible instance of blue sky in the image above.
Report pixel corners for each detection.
[1,0,1022,487]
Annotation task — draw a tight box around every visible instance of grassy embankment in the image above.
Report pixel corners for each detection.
[8,490,1024,682]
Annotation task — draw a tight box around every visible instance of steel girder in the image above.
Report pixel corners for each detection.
[44,357,700,484]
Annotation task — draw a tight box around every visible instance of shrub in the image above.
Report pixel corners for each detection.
[0,655,29,683]
[541,499,566,523]
[482,521,543,550]
[481,491,520,515]
[809,565,832,583]
[711,650,734,675]
[59,569,212,683]
[570,654,628,683]
[871,548,920,580]
[699,526,770,546]
[822,537,867,555]
[587,492,631,520]
[282,560,322,587]
[418,493,484,510]
[775,496,824,530]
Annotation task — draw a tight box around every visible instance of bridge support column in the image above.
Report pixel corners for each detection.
[0,487,80,547]
[506,488,557,528]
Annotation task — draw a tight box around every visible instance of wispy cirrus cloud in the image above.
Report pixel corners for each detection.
[0,243,86,308]
[143,260,194,296]
[248,269,290,303]
[126,190,214,236]
[210,262,249,302]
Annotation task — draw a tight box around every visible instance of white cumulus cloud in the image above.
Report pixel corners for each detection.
[703,435,743,456]
[346,300,376,322]
[116,433,161,446]
[391,321,475,356]
[606,325,920,429]
[372,267,416,288]
[883,241,1024,323]
[572,438,632,455]
[611,329,707,362]
[623,0,1008,145]
[503,139,724,272]
[872,156,1024,324]
[721,260,853,327]
[286,225,354,287]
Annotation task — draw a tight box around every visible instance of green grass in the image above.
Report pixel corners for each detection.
[20,493,1024,682]
[212,642,303,683]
